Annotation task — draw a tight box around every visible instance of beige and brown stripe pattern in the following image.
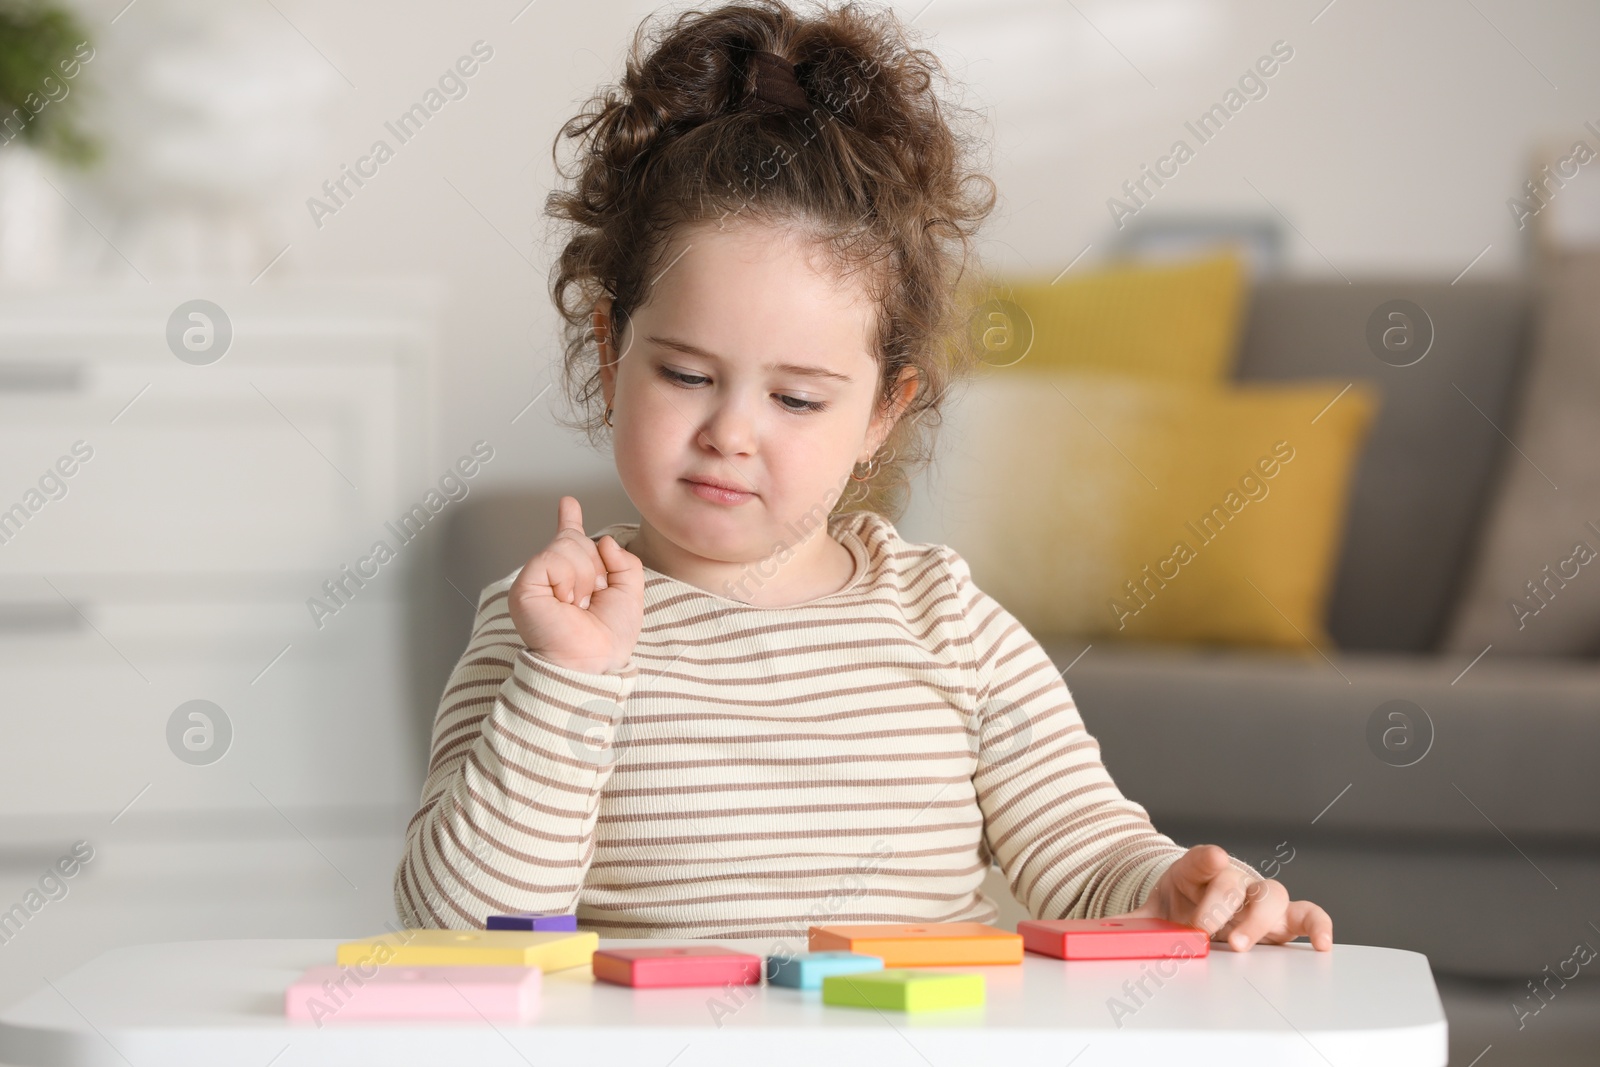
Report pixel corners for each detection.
[393,509,1257,937]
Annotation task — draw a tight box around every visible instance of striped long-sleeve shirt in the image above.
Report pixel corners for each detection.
[393,508,1260,936]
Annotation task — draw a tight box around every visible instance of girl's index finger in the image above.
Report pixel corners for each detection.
[556,495,586,537]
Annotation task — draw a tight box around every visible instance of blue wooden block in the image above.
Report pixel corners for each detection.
[486,912,578,932]
[766,951,884,990]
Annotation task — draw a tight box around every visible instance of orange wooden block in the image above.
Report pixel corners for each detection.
[808,923,1023,966]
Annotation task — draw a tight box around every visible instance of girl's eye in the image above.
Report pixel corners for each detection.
[657,365,828,414]
[658,366,709,387]
[776,394,827,413]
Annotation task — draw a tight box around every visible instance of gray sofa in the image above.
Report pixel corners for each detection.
[417,276,1599,981]
[1052,278,1600,981]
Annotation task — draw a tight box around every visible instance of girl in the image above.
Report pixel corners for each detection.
[394,0,1332,953]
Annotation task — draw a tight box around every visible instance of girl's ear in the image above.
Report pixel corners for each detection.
[594,298,617,403]
[862,366,920,461]
[592,298,614,360]
[878,365,920,431]
[889,365,920,419]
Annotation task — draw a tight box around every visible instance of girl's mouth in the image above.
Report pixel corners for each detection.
[683,477,755,505]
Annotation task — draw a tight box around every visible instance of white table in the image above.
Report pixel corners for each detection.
[0,937,1447,1066]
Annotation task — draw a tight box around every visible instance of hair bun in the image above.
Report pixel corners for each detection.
[746,49,809,115]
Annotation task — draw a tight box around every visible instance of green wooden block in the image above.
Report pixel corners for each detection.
[821,969,985,1013]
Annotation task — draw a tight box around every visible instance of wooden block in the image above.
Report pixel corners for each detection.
[822,969,985,1013]
[808,923,1023,966]
[486,912,578,932]
[285,964,539,1022]
[1018,918,1210,960]
[765,951,884,990]
[335,930,598,971]
[592,946,764,988]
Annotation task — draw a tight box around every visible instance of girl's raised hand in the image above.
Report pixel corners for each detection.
[506,495,645,675]
[1125,844,1334,952]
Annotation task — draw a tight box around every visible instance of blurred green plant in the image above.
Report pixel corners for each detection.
[0,1,98,167]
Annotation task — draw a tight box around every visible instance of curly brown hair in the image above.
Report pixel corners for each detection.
[544,0,998,521]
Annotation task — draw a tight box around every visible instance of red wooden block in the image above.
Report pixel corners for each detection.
[592,946,764,988]
[1019,918,1210,960]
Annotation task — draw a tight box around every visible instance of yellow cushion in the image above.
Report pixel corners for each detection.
[940,371,1378,651]
[979,252,1248,383]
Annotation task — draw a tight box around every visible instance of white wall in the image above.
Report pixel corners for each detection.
[56,0,1600,492]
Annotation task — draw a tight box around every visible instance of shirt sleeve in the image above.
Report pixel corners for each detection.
[942,546,1262,920]
[392,577,639,928]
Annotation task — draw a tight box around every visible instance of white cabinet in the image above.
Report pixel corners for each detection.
[0,282,438,819]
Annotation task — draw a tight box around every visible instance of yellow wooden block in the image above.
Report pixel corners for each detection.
[336,930,598,971]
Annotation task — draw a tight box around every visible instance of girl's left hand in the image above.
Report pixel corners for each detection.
[1123,844,1334,952]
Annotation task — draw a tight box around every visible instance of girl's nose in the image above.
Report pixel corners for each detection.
[697,400,757,458]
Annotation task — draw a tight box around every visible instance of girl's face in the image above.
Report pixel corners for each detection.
[597,219,915,568]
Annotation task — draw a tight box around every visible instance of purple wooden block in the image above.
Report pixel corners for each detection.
[486,912,578,932]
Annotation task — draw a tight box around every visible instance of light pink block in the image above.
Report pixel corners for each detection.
[285,965,540,1023]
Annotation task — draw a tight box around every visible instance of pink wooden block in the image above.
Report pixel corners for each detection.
[285,964,540,1022]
